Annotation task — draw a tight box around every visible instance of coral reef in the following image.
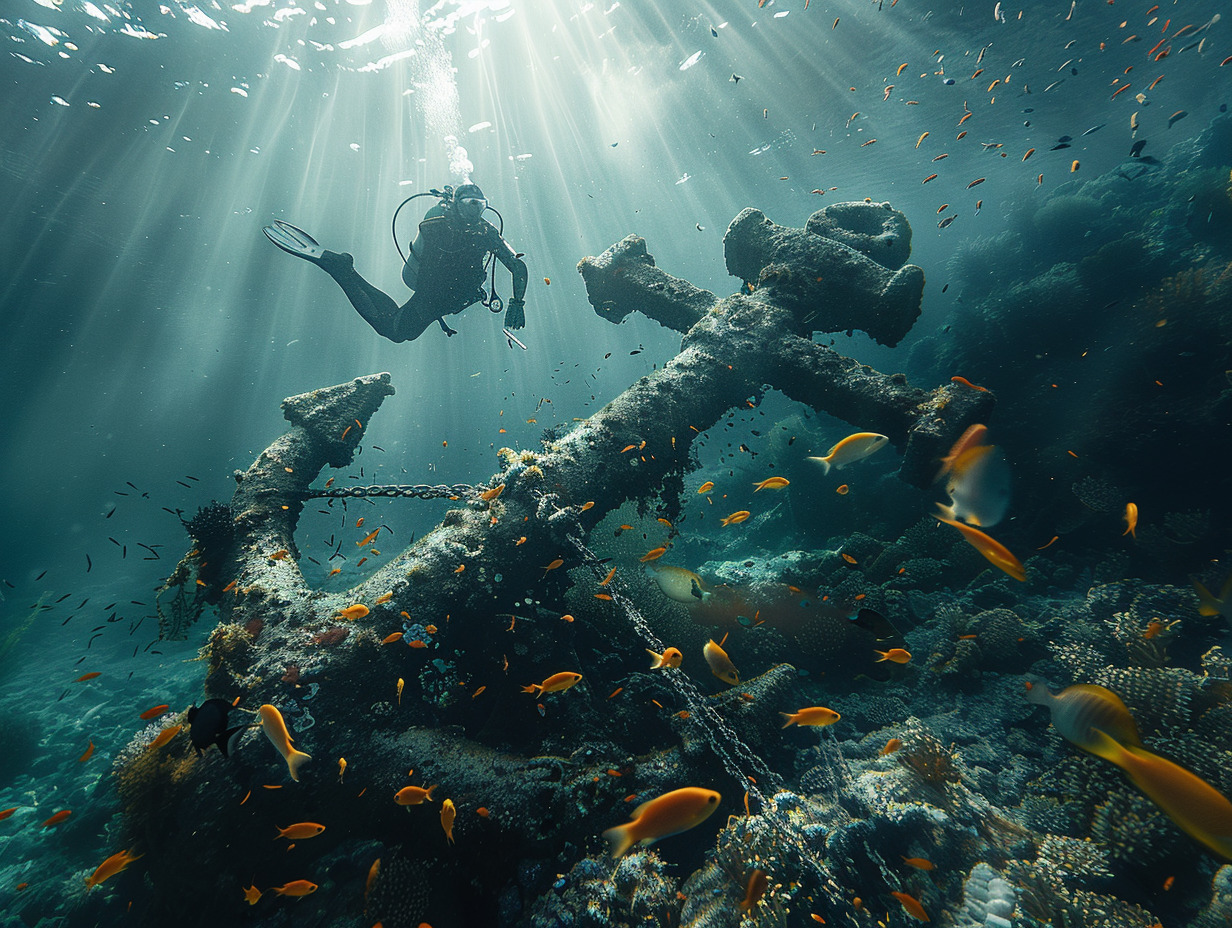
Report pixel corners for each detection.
[92,185,1232,928]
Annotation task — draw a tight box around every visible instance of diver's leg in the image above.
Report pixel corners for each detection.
[315,251,419,343]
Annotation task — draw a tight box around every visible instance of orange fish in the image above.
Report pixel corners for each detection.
[935,424,988,481]
[738,869,769,911]
[522,672,583,697]
[147,725,182,751]
[375,592,393,605]
[836,485,849,495]
[269,549,289,561]
[85,849,142,889]
[602,787,722,857]
[697,482,715,494]
[780,707,841,728]
[753,477,790,491]
[139,705,170,720]
[949,376,988,392]
[41,810,72,828]
[78,740,95,763]
[275,823,325,841]
[580,501,595,512]
[934,510,1026,581]
[902,857,935,870]
[75,672,102,682]
[336,604,369,620]
[720,511,751,526]
[441,798,457,844]
[479,484,505,502]
[874,648,912,664]
[541,558,564,576]
[394,785,437,806]
[599,567,617,587]
[891,890,929,922]
[397,678,404,702]
[338,757,347,783]
[243,884,262,905]
[0,808,16,821]
[258,704,311,781]
[271,880,318,897]
[881,738,903,755]
[1123,502,1138,538]
[640,547,668,563]
[381,632,403,645]
[647,647,683,669]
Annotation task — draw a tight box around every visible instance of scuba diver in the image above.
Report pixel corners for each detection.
[263,183,528,343]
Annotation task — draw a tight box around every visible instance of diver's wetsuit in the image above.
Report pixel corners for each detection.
[316,206,527,343]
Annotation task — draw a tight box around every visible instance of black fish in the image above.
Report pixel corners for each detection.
[1050,143,1071,151]
[187,698,251,757]
[1057,135,1072,143]
[1129,139,1147,158]
[849,608,906,646]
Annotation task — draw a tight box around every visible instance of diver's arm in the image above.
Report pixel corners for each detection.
[494,239,528,302]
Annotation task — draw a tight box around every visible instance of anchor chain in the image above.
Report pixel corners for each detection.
[299,483,478,500]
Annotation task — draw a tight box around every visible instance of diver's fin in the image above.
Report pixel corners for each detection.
[263,219,326,263]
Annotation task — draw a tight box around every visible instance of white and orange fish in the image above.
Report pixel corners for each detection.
[808,432,889,475]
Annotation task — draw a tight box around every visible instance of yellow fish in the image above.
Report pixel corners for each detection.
[647,647,683,669]
[697,481,715,494]
[703,639,739,685]
[1123,502,1138,538]
[521,672,583,697]
[807,432,889,475]
[780,706,841,728]
[720,510,751,526]
[1195,572,1232,620]
[1089,729,1232,860]
[441,798,457,844]
[1025,681,1142,760]
[602,787,722,857]
[645,563,710,603]
[934,509,1026,581]
[753,477,790,491]
[258,704,311,781]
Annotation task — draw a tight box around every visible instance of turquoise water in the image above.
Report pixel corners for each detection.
[1,1,1231,926]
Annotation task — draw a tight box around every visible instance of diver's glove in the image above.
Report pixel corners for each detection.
[505,297,526,330]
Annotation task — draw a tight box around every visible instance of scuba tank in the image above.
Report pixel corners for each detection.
[392,185,453,290]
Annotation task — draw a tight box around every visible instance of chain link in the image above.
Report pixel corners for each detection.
[299,483,478,500]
